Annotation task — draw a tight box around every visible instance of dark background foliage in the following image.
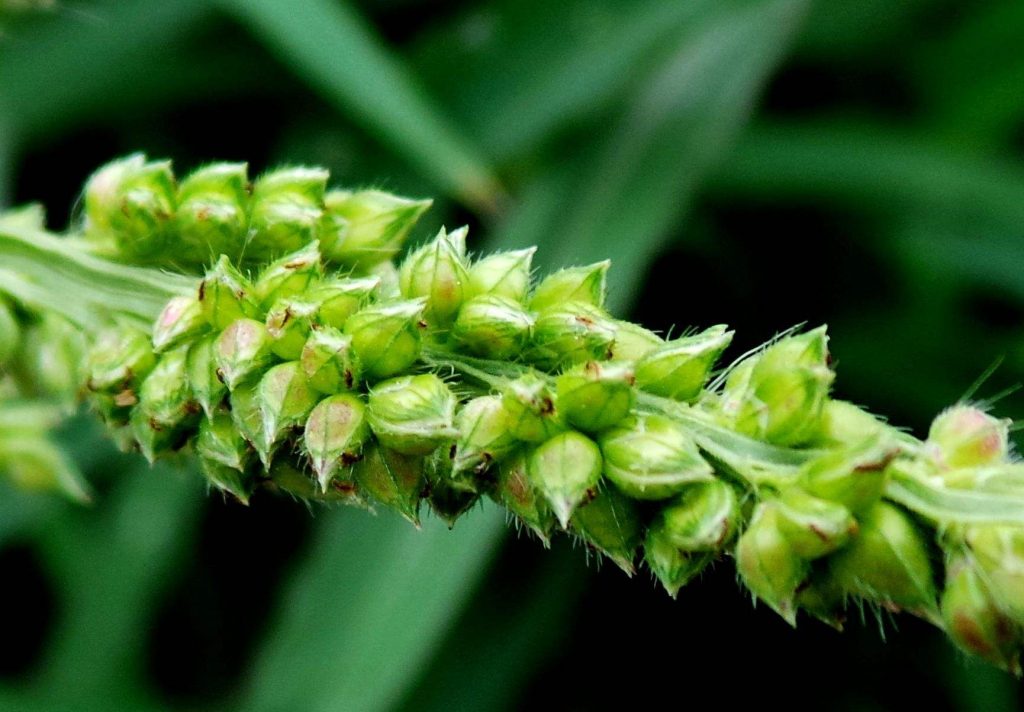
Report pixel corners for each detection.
[1,0,1023,709]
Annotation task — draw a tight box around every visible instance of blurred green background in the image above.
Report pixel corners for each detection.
[2,0,1024,709]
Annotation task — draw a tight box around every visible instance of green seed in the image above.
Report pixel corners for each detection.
[941,555,1022,674]
[174,162,250,264]
[398,226,470,326]
[186,334,227,418]
[609,321,662,361]
[966,525,1024,625]
[644,528,713,598]
[199,256,260,329]
[452,294,533,359]
[634,325,733,402]
[265,297,320,360]
[494,452,556,545]
[247,166,327,259]
[196,411,252,472]
[152,294,208,353]
[555,360,635,433]
[366,373,457,455]
[571,485,642,575]
[215,318,274,390]
[344,299,425,380]
[736,503,808,626]
[256,361,319,466]
[253,241,324,309]
[527,430,603,528]
[927,405,1011,470]
[775,488,858,559]
[300,327,360,394]
[599,414,713,500]
[452,395,519,475]
[0,297,20,367]
[799,432,898,514]
[467,247,535,302]
[725,327,834,446]
[828,501,937,614]
[130,347,199,462]
[320,189,432,268]
[650,479,740,552]
[529,261,609,312]
[529,302,617,369]
[353,442,425,526]
[302,393,370,491]
[311,276,380,328]
[501,373,565,443]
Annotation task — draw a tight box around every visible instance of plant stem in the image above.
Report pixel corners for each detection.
[0,223,195,327]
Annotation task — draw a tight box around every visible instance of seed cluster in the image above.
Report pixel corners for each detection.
[8,154,1024,674]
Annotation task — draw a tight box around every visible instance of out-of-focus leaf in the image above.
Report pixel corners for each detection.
[414,0,717,162]
[1,461,202,712]
[217,0,502,211]
[711,121,1024,227]
[399,543,586,711]
[795,0,936,60]
[913,1,1024,148]
[245,505,506,712]
[493,0,809,313]
[0,0,212,139]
